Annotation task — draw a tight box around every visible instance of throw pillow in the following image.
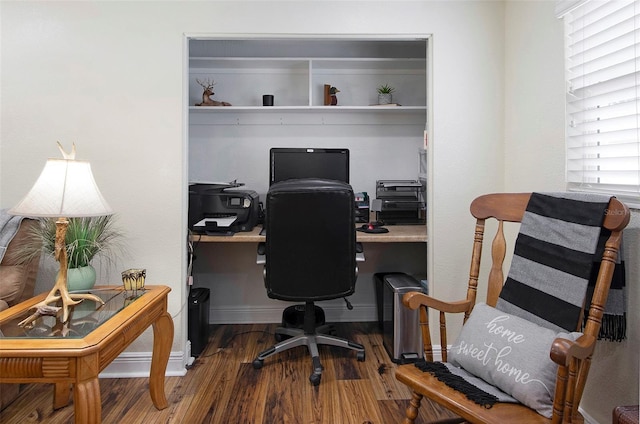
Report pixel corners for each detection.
[448,302,581,418]
[0,265,25,306]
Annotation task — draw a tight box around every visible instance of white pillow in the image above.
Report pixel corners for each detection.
[448,302,581,418]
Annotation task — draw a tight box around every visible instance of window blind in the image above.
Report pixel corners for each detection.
[564,0,640,206]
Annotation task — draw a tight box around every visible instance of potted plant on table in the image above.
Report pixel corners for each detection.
[18,215,125,291]
[377,84,395,105]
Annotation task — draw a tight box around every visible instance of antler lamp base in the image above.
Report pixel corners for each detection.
[18,218,104,328]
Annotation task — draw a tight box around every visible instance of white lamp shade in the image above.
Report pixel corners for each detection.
[9,158,113,217]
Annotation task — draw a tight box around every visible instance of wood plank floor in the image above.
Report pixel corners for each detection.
[0,322,458,423]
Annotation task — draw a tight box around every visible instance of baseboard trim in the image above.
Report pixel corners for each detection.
[99,351,187,378]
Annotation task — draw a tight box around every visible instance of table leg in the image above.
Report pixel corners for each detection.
[53,382,72,409]
[74,376,101,424]
[150,311,173,409]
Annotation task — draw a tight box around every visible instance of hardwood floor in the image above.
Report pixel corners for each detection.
[0,322,458,423]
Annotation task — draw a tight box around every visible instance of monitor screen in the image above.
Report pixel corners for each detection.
[269,148,350,185]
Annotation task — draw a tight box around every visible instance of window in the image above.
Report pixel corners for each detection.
[560,0,640,207]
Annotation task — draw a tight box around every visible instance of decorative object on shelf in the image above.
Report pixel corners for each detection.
[330,86,340,106]
[323,84,331,105]
[377,83,395,105]
[9,142,115,327]
[262,94,274,106]
[122,268,146,295]
[195,78,232,107]
[323,84,340,106]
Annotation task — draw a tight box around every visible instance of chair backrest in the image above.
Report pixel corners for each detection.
[467,193,629,335]
[264,178,357,302]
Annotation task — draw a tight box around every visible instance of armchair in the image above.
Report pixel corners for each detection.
[395,193,630,423]
[252,178,365,385]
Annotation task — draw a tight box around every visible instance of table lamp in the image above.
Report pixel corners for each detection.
[9,143,113,326]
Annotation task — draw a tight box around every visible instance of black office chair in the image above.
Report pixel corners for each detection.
[252,178,366,385]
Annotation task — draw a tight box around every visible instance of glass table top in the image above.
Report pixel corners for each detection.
[0,288,146,339]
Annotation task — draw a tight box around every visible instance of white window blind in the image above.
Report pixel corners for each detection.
[564,0,640,206]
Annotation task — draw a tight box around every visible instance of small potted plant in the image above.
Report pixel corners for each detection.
[17,215,125,291]
[377,84,395,105]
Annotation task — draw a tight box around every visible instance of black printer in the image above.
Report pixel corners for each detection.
[189,182,260,234]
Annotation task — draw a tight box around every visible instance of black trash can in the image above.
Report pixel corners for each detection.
[188,287,210,356]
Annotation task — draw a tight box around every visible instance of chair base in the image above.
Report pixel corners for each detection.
[252,323,365,385]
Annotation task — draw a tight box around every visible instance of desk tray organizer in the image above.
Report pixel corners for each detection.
[374,180,425,225]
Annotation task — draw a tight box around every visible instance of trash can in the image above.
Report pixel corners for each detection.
[188,287,210,356]
[374,272,401,331]
[381,273,424,364]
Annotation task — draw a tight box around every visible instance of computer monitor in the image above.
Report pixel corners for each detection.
[269,148,350,185]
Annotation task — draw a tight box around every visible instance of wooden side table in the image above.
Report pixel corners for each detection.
[0,285,174,424]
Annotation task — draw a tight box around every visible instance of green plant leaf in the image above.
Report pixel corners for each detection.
[377,84,395,94]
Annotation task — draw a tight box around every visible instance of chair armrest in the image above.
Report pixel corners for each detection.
[256,242,266,264]
[355,242,365,262]
[402,291,472,314]
[257,241,364,263]
[402,291,472,363]
[550,334,596,367]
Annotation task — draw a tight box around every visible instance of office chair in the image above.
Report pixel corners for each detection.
[252,178,366,385]
[395,193,630,423]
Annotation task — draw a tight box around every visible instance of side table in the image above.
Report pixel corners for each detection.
[0,285,173,424]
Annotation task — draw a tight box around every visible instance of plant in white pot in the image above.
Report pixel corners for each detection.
[377,84,395,105]
[18,215,124,292]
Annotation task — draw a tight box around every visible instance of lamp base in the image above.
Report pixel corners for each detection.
[18,217,105,328]
[18,276,105,327]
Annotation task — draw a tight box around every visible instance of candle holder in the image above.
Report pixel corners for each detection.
[121,268,146,296]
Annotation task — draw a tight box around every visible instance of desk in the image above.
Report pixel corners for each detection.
[189,224,427,323]
[190,224,427,244]
[0,285,173,424]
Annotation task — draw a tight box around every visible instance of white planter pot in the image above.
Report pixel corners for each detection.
[378,93,393,104]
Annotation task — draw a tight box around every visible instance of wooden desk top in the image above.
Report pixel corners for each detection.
[190,224,427,243]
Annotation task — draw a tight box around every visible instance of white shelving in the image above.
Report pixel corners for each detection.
[189,44,427,110]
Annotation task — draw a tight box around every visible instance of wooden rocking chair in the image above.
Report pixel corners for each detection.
[395,193,630,424]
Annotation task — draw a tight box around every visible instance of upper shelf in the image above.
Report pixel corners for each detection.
[189,105,427,112]
[188,44,427,109]
[190,56,426,71]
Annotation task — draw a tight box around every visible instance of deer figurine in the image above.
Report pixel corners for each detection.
[195,78,232,106]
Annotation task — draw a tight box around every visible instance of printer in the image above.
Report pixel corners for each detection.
[189,182,260,234]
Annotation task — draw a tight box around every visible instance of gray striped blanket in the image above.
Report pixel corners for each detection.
[496,192,616,334]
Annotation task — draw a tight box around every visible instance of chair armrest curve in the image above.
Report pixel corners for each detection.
[402,291,472,314]
[550,334,596,367]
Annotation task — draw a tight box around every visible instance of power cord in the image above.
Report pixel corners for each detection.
[190,329,274,363]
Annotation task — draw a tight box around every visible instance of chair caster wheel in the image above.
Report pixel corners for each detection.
[252,359,264,369]
[309,373,321,386]
[357,351,365,362]
[274,333,285,342]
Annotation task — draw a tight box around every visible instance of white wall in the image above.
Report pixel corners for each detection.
[1,0,505,374]
[504,2,639,423]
